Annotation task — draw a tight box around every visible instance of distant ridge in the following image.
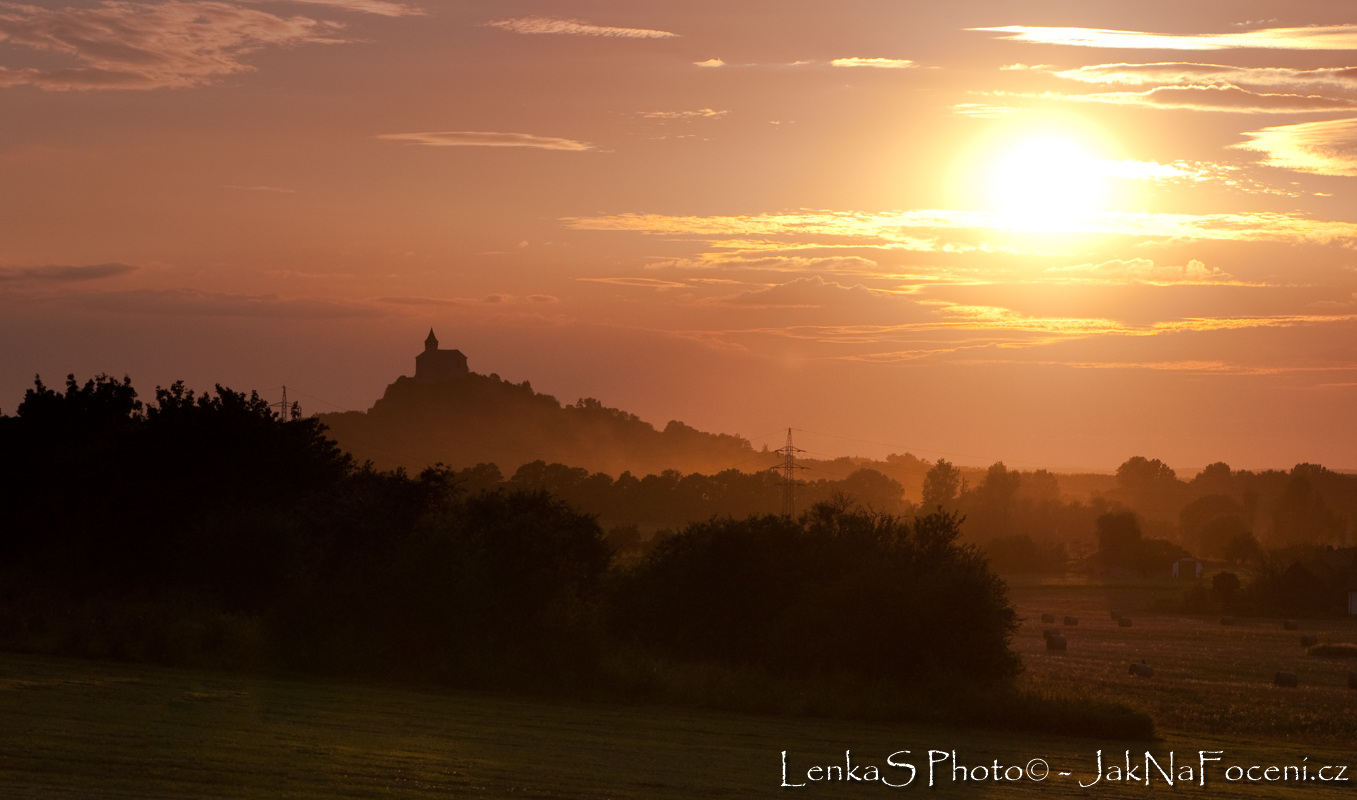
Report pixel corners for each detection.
[317,332,759,476]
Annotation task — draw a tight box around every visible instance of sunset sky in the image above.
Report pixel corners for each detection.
[2,0,1356,472]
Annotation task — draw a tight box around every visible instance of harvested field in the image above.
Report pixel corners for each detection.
[1008,576,1357,744]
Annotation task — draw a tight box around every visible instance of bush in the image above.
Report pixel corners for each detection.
[609,503,1020,684]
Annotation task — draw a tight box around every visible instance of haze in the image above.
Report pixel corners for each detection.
[2,0,1356,471]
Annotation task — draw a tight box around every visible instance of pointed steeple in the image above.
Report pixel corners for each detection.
[425,328,438,351]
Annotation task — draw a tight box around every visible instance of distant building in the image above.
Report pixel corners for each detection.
[415,329,468,383]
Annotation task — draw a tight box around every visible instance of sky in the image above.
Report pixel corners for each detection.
[2,0,1357,472]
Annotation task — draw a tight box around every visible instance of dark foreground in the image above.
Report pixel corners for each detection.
[0,652,1352,799]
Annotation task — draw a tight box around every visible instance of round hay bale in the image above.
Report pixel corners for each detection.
[1110,610,1121,620]
[1118,617,1133,627]
[1042,627,1061,640]
[1301,635,1319,648]
[1040,613,1055,624]
[1046,635,1067,651]
[1283,619,1299,631]
[1064,615,1079,626]
[1129,662,1153,678]
[1274,671,1298,688]
[1220,616,1234,626]
[1348,672,1357,690]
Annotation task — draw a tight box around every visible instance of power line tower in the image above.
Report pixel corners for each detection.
[774,427,806,518]
[271,385,301,422]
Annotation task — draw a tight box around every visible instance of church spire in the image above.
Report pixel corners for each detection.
[425,328,438,351]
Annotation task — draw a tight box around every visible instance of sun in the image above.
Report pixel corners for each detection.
[985,134,1109,230]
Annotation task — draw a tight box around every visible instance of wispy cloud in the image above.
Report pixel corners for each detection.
[264,0,424,16]
[992,85,1355,113]
[1043,258,1238,285]
[0,1,344,90]
[485,16,676,38]
[830,57,915,69]
[1233,117,1357,177]
[694,58,724,67]
[972,25,1357,51]
[378,131,594,151]
[564,209,1357,246]
[637,108,728,119]
[0,262,137,282]
[952,103,1023,118]
[1052,62,1357,90]
[577,277,685,288]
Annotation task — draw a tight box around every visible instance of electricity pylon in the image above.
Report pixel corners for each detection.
[774,428,807,518]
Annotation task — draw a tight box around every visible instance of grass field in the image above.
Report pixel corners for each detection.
[1,578,1355,798]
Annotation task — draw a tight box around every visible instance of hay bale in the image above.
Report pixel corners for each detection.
[1129,662,1153,678]
[1301,635,1319,648]
[1042,627,1061,640]
[1220,616,1234,626]
[1274,671,1298,688]
[1064,615,1079,626]
[1348,672,1356,690]
[1307,642,1357,658]
[1046,635,1067,651]
[1040,613,1055,624]
[1110,610,1121,620]
[1118,617,1133,627]
[1283,619,1299,630]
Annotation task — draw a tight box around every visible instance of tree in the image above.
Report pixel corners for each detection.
[922,458,962,510]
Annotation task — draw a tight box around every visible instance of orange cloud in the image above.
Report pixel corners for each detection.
[1052,62,1357,90]
[1233,118,1357,177]
[0,1,345,90]
[378,131,594,151]
[830,57,915,69]
[994,85,1354,113]
[973,25,1357,51]
[485,17,677,38]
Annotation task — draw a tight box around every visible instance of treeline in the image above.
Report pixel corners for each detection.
[0,375,1152,736]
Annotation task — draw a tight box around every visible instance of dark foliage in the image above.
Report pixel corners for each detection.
[609,503,1020,684]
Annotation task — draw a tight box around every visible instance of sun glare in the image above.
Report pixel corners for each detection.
[986,135,1108,230]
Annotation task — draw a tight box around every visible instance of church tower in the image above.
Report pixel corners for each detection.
[415,329,468,383]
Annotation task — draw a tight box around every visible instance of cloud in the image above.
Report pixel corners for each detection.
[711,275,912,311]
[485,16,676,38]
[527,294,558,302]
[972,25,1357,51]
[1052,62,1357,90]
[1233,117,1357,177]
[997,84,1355,113]
[694,58,724,67]
[577,277,685,288]
[0,262,137,282]
[1043,258,1234,285]
[952,103,1023,118]
[830,57,915,69]
[656,254,882,273]
[263,0,423,16]
[0,1,345,91]
[377,294,553,305]
[70,288,381,318]
[637,108,727,119]
[563,209,1357,246]
[377,131,594,151]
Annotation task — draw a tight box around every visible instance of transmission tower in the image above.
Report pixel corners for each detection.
[271,385,301,422]
[774,428,806,518]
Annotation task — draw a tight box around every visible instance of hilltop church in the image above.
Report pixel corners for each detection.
[415,329,468,383]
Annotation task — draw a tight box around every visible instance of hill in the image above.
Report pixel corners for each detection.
[317,331,760,476]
